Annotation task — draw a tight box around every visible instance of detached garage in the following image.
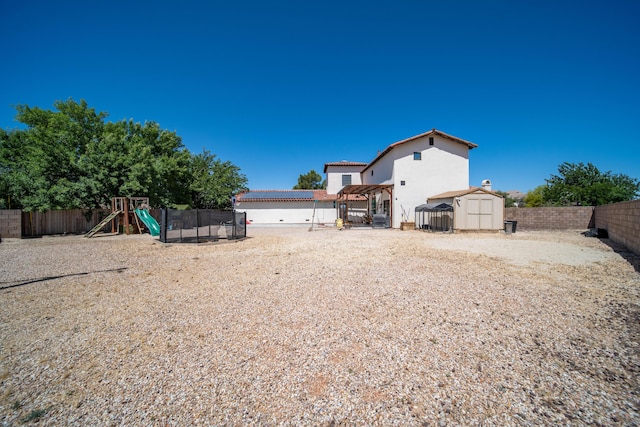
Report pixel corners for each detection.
[427,184,504,231]
[235,190,338,226]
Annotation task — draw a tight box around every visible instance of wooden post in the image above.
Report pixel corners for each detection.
[111,198,116,233]
[124,197,130,235]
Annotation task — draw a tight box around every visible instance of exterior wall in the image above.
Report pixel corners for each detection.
[364,135,470,228]
[0,209,22,238]
[326,165,364,195]
[237,201,337,225]
[362,156,394,186]
[595,199,640,256]
[504,207,595,231]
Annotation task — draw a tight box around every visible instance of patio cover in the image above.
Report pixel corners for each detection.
[337,184,394,225]
[337,184,394,197]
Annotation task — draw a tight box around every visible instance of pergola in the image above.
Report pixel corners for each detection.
[336,184,394,225]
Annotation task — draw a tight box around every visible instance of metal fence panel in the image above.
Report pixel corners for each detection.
[160,209,246,243]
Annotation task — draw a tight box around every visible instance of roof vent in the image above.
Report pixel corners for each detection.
[481,179,492,191]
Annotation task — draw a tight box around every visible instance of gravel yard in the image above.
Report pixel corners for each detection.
[1,228,639,426]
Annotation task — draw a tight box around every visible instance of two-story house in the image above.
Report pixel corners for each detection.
[235,128,478,228]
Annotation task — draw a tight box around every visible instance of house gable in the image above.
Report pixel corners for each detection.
[361,128,477,175]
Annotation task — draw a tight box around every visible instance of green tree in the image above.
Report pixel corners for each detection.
[293,169,324,189]
[79,119,191,208]
[119,120,192,207]
[3,99,107,210]
[495,190,517,207]
[543,162,639,206]
[0,128,31,209]
[189,149,248,209]
[523,185,546,207]
[1,99,249,210]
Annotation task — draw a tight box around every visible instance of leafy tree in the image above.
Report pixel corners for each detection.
[80,119,192,208]
[1,99,249,211]
[119,120,192,207]
[523,185,546,207]
[2,99,107,210]
[189,149,248,209]
[543,162,639,206]
[495,190,517,207]
[0,128,31,209]
[293,169,324,189]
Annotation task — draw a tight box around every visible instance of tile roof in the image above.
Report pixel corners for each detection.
[323,161,368,173]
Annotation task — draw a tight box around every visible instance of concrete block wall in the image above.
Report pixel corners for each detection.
[504,207,595,230]
[595,200,640,256]
[0,210,22,239]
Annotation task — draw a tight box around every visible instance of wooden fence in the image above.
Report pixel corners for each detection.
[21,209,112,237]
[15,208,162,237]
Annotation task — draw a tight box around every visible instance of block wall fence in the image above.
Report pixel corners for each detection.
[504,206,595,230]
[594,200,640,256]
[0,209,21,238]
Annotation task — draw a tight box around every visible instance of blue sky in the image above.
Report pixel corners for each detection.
[1,0,638,193]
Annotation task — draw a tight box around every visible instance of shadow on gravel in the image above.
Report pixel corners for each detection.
[0,268,127,291]
[582,229,639,273]
[599,239,640,273]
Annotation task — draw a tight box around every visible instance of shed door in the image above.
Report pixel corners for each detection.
[467,198,493,229]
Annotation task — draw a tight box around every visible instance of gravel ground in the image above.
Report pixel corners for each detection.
[0,228,639,426]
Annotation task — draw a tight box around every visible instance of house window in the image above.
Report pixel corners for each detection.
[401,180,406,186]
[371,170,373,176]
[429,137,434,145]
[413,152,421,160]
[342,174,352,185]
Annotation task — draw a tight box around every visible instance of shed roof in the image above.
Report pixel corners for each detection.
[428,186,503,200]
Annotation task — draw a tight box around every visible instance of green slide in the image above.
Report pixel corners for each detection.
[135,209,160,236]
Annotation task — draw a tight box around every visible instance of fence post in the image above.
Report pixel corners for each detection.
[160,209,167,243]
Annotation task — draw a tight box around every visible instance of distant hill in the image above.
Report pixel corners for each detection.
[506,190,526,200]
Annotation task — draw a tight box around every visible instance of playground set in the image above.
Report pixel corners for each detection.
[85,197,160,238]
[84,196,246,243]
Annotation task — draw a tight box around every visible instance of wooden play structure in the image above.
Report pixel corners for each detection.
[85,197,153,238]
